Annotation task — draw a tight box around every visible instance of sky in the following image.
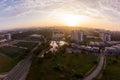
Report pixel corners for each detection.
[0,0,120,31]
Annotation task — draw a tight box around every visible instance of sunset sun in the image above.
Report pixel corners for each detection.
[62,14,82,26]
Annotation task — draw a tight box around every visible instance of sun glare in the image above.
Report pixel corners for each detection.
[61,14,82,27]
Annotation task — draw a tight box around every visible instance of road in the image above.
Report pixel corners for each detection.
[0,74,7,78]
[8,45,28,50]
[14,40,39,43]
[83,53,105,80]
[3,42,41,80]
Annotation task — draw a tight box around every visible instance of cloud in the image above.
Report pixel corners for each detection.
[0,0,99,17]
[0,0,120,23]
[98,0,120,22]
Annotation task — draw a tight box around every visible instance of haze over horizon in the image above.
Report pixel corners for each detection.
[0,0,120,31]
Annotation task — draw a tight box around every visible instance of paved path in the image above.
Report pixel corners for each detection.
[83,54,105,80]
[3,42,41,80]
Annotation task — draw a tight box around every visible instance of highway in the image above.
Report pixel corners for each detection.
[83,53,105,80]
[4,42,41,80]
[0,74,7,78]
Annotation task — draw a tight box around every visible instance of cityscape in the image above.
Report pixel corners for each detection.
[0,0,120,80]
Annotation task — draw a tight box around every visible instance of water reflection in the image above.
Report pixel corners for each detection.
[50,41,58,52]
[59,41,67,46]
[50,41,67,52]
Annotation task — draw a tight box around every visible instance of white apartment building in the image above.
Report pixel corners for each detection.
[71,30,84,43]
[100,32,111,42]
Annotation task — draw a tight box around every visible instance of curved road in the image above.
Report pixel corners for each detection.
[83,53,105,80]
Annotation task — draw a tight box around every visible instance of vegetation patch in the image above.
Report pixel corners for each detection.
[0,46,28,66]
[0,54,12,73]
[26,53,97,80]
[0,46,26,59]
[14,42,37,49]
[100,56,120,80]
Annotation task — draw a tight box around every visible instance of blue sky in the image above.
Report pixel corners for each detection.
[0,0,120,30]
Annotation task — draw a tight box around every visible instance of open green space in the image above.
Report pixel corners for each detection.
[0,46,32,73]
[0,54,13,73]
[100,56,120,80]
[0,46,26,59]
[84,38,101,45]
[26,53,97,80]
[14,42,37,49]
[0,46,28,66]
[0,42,37,73]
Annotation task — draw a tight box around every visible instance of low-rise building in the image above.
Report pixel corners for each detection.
[105,44,120,55]
[30,34,43,39]
[66,48,81,53]
[52,32,64,40]
[89,41,105,47]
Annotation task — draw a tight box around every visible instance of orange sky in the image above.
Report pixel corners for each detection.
[0,0,120,31]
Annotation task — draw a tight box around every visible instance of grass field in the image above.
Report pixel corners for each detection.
[0,54,13,73]
[0,46,26,59]
[26,53,97,80]
[0,46,31,73]
[84,38,101,45]
[0,43,36,73]
[100,56,120,80]
[14,42,37,49]
[0,46,28,66]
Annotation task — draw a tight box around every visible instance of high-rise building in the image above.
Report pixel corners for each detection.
[71,30,84,43]
[3,33,11,41]
[100,32,111,42]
